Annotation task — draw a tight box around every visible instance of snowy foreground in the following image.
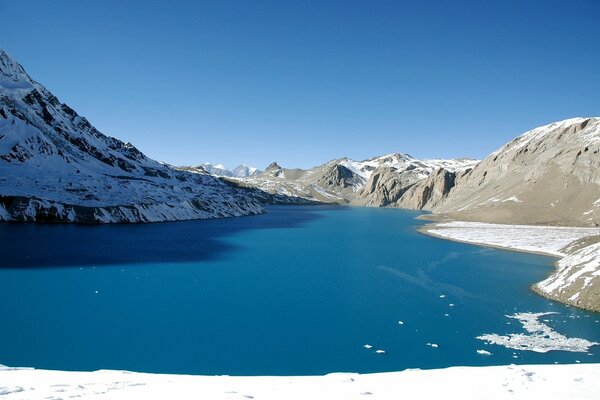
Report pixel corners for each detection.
[424,221,600,311]
[1,364,599,400]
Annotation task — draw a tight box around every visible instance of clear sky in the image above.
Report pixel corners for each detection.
[1,0,599,169]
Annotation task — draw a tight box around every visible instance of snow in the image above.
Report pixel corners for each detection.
[537,243,600,295]
[427,221,600,257]
[1,364,598,399]
[312,184,344,200]
[477,312,599,353]
[502,196,523,203]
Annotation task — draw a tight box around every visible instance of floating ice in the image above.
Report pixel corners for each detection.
[439,295,446,298]
[375,349,385,354]
[397,321,404,325]
[477,349,492,356]
[363,344,372,349]
[476,312,599,353]
[426,343,439,348]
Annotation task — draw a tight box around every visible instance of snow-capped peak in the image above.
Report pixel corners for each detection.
[197,162,260,178]
[0,49,35,90]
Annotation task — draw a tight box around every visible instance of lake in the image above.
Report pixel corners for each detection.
[0,205,598,375]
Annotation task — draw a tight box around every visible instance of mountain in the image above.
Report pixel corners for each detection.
[233,164,259,177]
[211,154,477,205]
[186,163,260,178]
[430,117,600,226]
[0,49,264,223]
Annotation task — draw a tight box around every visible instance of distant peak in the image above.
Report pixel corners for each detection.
[265,162,281,171]
[0,48,35,89]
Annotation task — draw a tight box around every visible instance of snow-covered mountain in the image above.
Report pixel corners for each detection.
[210,154,478,205]
[0,49,264,223]
[187,163,260,178]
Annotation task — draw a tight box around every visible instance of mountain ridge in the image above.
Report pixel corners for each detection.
[0,49,265,223]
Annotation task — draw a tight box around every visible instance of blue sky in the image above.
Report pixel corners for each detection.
[1,0,599,169]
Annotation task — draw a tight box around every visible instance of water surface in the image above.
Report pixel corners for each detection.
[0,206,598,375]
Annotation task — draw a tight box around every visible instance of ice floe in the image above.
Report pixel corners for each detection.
[477,312,599,353]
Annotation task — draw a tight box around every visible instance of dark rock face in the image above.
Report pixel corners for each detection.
[398,168,458,210]
[315,164,363,188]
[354,167,426,207]
[265,162,281,172]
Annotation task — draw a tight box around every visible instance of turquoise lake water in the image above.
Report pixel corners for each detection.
[0,205,598,375]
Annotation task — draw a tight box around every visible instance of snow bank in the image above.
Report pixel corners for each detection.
[0,364,599,400]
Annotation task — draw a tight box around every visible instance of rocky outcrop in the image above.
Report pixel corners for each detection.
[0,48,264,223]
[315,164,364,189]
[265,162,281,172]
[352,167,419,207]
[398,168,459,210]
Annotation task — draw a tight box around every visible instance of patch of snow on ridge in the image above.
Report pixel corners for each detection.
[502,196,523,203]
[477,312,598,353]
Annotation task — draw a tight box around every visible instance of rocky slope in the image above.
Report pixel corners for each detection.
[431,118,600,227]
[0,49,264,223]
[534,236,600,312]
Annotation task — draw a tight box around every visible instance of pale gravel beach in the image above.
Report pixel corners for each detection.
[421,221,600,257]
[1,364,599,400]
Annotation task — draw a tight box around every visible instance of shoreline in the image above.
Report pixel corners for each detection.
[418,220,600,313]
[418,225,563,258]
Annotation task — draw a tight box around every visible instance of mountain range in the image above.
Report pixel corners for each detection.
[181,163,261,178]
[2,48,599,229]
[190,118,599,228]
